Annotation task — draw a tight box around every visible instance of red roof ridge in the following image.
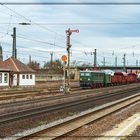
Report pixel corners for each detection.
[10,57,19,72]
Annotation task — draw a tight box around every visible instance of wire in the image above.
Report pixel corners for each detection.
[0,4,31,22]
[0,31,65,49]
[2,2,140,5]
[0,3,90,52]
[17,35,65,48]
[0,3,82,45]
[6,15,12,34]
[2,1,140,57]
[1,30,140,58]
[2,22,140,25]
[3,48,140,66]
[0,3,65,38]
[0,15,13,45]
[3,50,50,59]
[4,6,82,51]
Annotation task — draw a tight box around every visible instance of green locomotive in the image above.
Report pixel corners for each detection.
[80,70,111,88]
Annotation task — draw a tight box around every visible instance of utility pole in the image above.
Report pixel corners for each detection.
[50,51,53,67]
[103,57,105,66]
[65,28,79,93]
[122,53,126,72]
[136,60,138,67]
[12,27,17,59]
[93,49,97,67]
[29,55,31,64]
[115,56,117,71]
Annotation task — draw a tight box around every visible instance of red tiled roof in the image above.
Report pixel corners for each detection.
[1,57,35,73]
[0,60,11,71]
[0,60,5,68]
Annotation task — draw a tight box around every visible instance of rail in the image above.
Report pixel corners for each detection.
[16,92,140,140]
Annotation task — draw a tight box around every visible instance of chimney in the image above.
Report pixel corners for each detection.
[0,45,3,61]
[12,27,17,59]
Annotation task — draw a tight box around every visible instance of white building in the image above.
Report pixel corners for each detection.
[0,57,36,87]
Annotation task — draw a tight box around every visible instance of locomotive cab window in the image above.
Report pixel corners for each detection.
[85,73,90,76]
[80,73,85,76]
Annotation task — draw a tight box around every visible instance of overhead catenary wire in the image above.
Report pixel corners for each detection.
[0,2,93,49]
[1,29,139,59]
[2,22,140,25]
[1,40,96,62]
[6,15,13,34]
[0,31,65,49]
[17,35,65,48]
[0,4,31,22]
[0,3,110,55]
[0,3,84,50]
[3,50,50,59]
[1,15,13,38]
[0,3,66,40]
[2,2,140,5]
[0,30,118,55]
[2,46,140,66]
[0,1,139,65]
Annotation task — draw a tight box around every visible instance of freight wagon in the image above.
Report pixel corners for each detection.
[127,73,137,83]
[111,72,127,85]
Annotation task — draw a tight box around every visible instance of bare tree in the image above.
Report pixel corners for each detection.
[27,60,40,70]
[43,59,63,74]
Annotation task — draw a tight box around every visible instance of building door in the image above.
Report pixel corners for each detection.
[12,74,17,86]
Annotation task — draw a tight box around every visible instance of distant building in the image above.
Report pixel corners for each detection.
[0,45,3,61]
[0,57,36,87]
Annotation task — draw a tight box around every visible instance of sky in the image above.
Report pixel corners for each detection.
[0,0,140,66]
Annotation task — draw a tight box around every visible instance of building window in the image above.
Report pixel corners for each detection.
[4,73,8,83]
[26,74,29,79]
[30,75,32,79]
[0,73,2,83]
[22,75,25,79]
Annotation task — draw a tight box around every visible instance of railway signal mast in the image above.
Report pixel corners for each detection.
[65,28,79,93]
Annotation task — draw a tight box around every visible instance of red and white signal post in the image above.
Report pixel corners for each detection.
[65,28,79,93]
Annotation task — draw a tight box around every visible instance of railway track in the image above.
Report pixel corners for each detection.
[1,83,139,109]
[0,82,139,101]
[0,86,81,101]
[0,87,140,126]
[15,91,140,140]
[0,81,79,95]
[0,89,41,95]
[0,89,45,101]
[0,91,46,101]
